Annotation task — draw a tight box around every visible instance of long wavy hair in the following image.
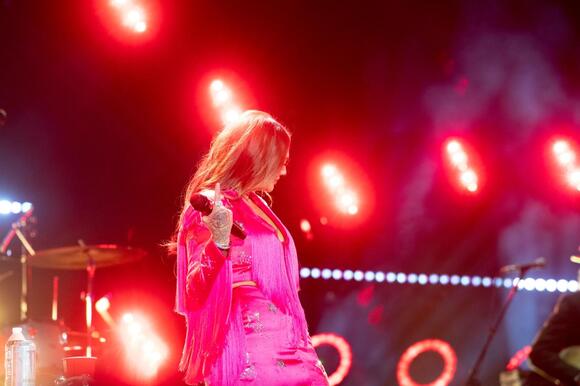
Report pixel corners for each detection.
[168,110,291,252]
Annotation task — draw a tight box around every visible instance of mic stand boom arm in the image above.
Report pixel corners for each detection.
[464,266,533,386]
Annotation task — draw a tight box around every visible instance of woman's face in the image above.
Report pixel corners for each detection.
[259,150,289,192]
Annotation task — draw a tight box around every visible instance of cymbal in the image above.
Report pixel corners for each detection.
[29,244,147,270]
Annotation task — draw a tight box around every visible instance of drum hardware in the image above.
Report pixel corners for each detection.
[77,239,96,358]
[1,210,147,383]
[0,207,36,321]
[52,276,59,321]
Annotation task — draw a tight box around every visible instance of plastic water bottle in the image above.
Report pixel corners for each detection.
[4,327,36,386]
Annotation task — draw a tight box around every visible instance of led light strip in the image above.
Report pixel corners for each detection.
[299,268,579,293]
[0,200,33,215]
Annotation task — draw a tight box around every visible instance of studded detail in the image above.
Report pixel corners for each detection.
[237,250,252,265]
[276,359,286,368]
[239,364,257,380]
[239,352,257,380]
[267,303,278,313]
[244,311,264,333]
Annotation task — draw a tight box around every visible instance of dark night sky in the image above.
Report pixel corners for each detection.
[1,1,579,385]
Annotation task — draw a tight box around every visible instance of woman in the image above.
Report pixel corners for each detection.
[172,110,329,385]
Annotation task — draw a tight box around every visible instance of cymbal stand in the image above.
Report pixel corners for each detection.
[464,267,532,386]
[78,239,95,358]
[0,209,36,321]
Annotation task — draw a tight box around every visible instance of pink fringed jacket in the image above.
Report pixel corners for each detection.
[175,190,310,385]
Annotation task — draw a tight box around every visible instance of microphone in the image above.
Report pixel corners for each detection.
[499,257,546,274]
[189,193,246,240]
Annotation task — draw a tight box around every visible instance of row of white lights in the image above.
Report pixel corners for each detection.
[0,200,33,215]
[300,268,579,293]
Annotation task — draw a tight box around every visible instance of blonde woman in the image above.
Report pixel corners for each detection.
[172,110,329,385]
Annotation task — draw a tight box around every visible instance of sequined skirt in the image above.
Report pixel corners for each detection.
[233,285,329,386]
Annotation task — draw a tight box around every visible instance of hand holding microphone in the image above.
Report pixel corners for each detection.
[200,183,233,250]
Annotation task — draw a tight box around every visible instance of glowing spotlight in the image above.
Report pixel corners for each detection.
[321,164,339,178]
[553,140,575,166]
[550,138,580,192]
[212,88,232,107]
[110,0,130,8]
[444,138,482,194]
[122,6,145,27]
[95,297,110,313]
[10,202,22,214]
[312,333,352,386]
[222,107,242,125]
[209,79,225,93]
[118,313,168,381]
[133,20,147,33]
[0,200,33,215]
[446,140,462,154]
[96,296,115,327]
[460,169,478,192]
[567,169,580,191]
[207,79,244,126]
[336,190,359,215]
[300,219,312,233]
[21,202,33,213]
[0,200,11,215]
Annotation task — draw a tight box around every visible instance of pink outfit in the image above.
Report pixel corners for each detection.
[175,191,329,386]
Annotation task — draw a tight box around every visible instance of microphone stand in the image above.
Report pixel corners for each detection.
[464,266,532,386]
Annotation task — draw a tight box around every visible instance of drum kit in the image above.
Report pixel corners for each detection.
[0,208,147,384]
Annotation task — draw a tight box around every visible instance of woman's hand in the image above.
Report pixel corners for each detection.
[202,183,233,249]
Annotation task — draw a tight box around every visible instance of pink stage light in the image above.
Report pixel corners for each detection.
[444,138,481,193]
[551,138,580,191]
[312,333,352,386]
[397,339,457,386]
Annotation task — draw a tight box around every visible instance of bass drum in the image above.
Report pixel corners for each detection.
[0,320,64,386]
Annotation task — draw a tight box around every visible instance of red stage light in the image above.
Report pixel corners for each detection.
[397,339,457,386]
[95,296,110,313]
[552,140,575,166]
[110,0,129,7]
[550,138,580,191]
[312,333,352,386]
[208,79,243,125]
[320,164,360,216]
[443,138,481,194]
[568,169,580,191]
[121,6,147,33]
[300,219,312,233]
[118,312,168,382]
[308,153,375,228]
[222,106,242,125]
[94,0,158,43]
